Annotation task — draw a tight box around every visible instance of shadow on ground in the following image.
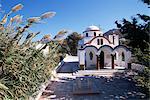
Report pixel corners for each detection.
[41,70,147,100]
[57,62,79,73]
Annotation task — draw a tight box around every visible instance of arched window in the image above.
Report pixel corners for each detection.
[101,39,103,45]
[89,52,93,60]
[113,36,115,44]
[97,39,100,45]
[122,52,125,61]
[86,33,88,37]
[94,32,96,36]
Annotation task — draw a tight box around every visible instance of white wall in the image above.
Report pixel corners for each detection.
[43,46,49,56]
[84,47,97,69]
[114,47,131,69]
[79,50,85,65]
[88,37,110,48]
[78,45,131,70]
[108,34,119,47]
[78,31,131,70]
[83,30,103,44]
[36,43,49,57]
[83,31,102,37]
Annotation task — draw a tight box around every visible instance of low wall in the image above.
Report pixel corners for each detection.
[131,63,145,72]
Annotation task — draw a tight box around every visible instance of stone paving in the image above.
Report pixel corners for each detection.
[40,71,147,100]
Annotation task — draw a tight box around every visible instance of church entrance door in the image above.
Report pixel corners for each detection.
[99,51,104,69]
[111,54,114,69]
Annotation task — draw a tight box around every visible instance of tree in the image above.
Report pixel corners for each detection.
[58,32,82,56]
[141,0,150,5]
[115,14,150,97]
[66,32,82,55]
[115,14,149,52]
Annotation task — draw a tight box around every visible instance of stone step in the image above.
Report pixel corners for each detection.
[56,70,125,78]
[77,69,124,73]
[73,69,124,77]
[76,70,123,73]
[75,72,115,74]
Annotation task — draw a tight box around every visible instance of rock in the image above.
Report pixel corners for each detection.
[127,92,132,95]
[109,95,114,97]
[133,91,136,94]
[104,97,108,99]
[136,92,146,96]
[119,96,126,100]
[141,95,146,99]
[131,93,135,97]
[115,96,119,99]
[49,95,56,99]
[102,91,105,94]
[109,78,113,81]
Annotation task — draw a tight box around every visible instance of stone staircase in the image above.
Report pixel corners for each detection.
[74,69,125,77]
[56,69,125,79]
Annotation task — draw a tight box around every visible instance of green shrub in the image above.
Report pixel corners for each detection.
[133,48,150,97]
[134,67,150,96]
[0,4,60,99]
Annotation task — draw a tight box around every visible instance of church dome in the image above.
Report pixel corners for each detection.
[85,25,100,32]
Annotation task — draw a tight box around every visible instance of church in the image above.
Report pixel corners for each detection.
[78,25,131,70]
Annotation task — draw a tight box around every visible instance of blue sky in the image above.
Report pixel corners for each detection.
[1,0,149,40]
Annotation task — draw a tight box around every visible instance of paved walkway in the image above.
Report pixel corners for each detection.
[40,70,146,100]
[39,56,147,100]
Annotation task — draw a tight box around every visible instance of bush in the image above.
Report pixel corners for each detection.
[0,4,59,99]
[134,67,150,96]
[133,48,150,97]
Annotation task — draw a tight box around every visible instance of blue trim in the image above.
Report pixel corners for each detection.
[98,45,113,51]
[114,45,130,51]
[84,45,98,51]
[80,45,130,52]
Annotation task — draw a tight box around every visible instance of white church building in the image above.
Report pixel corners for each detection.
[78,25,131,70]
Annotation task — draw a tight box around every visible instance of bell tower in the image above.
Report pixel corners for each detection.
[82,25,103,44]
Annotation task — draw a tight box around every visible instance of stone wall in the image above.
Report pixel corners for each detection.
[131,63,145,72]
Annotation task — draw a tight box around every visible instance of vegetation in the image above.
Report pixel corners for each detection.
[57,32,82,56]
[115,14,149,52]
[115,13,150,97]
[66,32,82,56]
[141,0,150,5]
[0,4,61,99]
[0,0,149,99]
